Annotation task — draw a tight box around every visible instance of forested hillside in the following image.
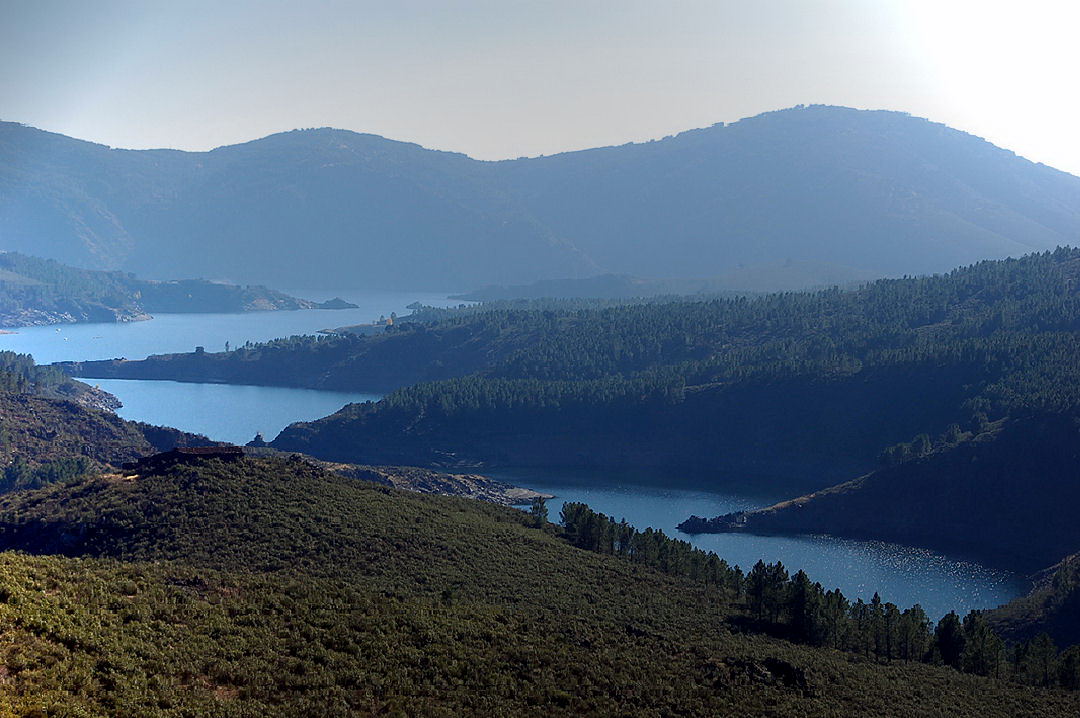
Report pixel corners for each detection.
[6,106,1080,290]
[0,350,210,491]
[448,263,871,300]
[258,248,1080,485]
[0,455,1076,715]
[0,251,322,326]
[68,248,1080,492]
[678,415,1080,572]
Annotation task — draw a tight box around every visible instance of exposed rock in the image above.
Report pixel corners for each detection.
[321,462,553,506]
[241,447,551,506]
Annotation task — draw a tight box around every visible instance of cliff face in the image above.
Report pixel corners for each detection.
[678,415,1080,573]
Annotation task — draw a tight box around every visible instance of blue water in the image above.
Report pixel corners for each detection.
[0,288,464,365]
[94,378,380,446]
[0,293,1030,617]
[491,469,1028,621]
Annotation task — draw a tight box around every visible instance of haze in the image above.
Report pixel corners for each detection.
[2,0,1079,175]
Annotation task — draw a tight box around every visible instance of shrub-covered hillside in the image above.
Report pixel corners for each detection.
[990,551,1080,648]
[0,456,1077,716]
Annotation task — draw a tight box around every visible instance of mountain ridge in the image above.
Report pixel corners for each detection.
[5,105,1080,290]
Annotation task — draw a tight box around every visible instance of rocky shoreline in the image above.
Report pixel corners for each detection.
[0,306,153,328]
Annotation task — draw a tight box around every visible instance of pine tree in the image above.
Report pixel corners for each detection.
[961,612,1006,678]
[935,611,965,668]
[788,570,821,642]
[746,561,769,620]
[529,497,549,527]
[1016,633,1058,687]
[898,604,931,661]
[1058,645,1080,690]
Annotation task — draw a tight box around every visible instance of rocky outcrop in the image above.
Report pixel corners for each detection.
[314,298,359,310]
[318,462,552,506]
[240,447,550,506]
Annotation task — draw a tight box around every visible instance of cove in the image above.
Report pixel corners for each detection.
[93,378,380,447]
[491,468,1029,621]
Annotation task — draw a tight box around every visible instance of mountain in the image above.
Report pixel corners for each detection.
[5,106,1080,290]
[0,122,595,291]
[0,251,343,327]
[497,106,1080,280]
[0,453,1077,714]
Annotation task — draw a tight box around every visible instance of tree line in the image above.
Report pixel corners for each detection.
[371,247,1080,422]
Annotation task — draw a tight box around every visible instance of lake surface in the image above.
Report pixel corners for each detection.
[94,378,380,446]
[0,288,463,365]
[0,290,1029,618]
[490,469,1029,621]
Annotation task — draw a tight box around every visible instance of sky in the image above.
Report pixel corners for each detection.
[2,0,1080,174]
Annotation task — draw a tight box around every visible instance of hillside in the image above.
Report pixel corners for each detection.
[264,249,1080,483]
[677,415,1080,572]
[0,350,211,490]
[65,248,1080,492]
[0,251,338,327]
[0,455,1076,715]
[989,551,1080,648]
[6,106,1080,290]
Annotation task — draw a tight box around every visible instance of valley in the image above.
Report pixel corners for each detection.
[4,88,1080,713]
[39,249,1080,667]
[21,266,1067,616]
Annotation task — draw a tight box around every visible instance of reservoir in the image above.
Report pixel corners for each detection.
[489,469,1028,622]
[0,290,1030,619]
[0,288,462,365]
[93,378,380,446]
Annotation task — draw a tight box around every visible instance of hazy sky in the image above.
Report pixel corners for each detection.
[3,0,1079,173]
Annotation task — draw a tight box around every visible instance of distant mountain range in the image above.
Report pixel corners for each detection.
[451,261,881,301]
[4,105,1080,291]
